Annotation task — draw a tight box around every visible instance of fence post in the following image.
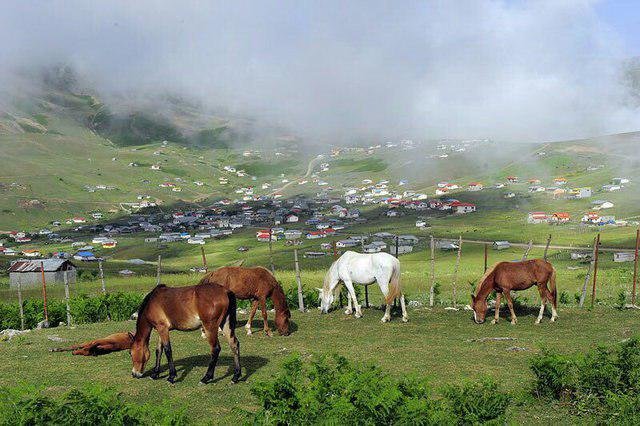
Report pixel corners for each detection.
[633,228,640,306]
[200,246,208,271]
[64,270,72,326]
[40,261,49,326]
[156,255,162,285]
[522,240,533,261]
[429,236,436,307]
[484,243,488,272]
[579,236,597,308]
[543,234,552,260]
[294,249,305,312]
[452,236,462,308]
[333,241,343,308]
[17,281,25,330]
[98,260,106,294]
[268,227,275,273]
[591,233,601,308]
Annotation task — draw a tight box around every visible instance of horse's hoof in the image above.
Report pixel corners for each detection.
[231,373,241,384]
[344,309,353,315]
[510,319,517,325]
[354,313,363,319]
[246,329,252,336]
[491,319,498,325]
[550,317,557,323]
[534,319,541,325]
[167,376,176,384]
[265,330,273,337]
[380,317,390,323]
[402,317,408,323]
[150,373,160,380]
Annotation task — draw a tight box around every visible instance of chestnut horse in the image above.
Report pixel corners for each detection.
[50,332,134,356]
[200,266,291,336]
[131,283,241,384]
[471,259,558,325]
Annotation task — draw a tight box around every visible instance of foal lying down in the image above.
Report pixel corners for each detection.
[50,332,134,356]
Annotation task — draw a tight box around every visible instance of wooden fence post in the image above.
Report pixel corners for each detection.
[484,243,488,272]
[64,270,72,326]
[40,261,49,325]
[268,228,275,273]
[294,249,305,312]
[633,228,640,306]
[156,255,162,285]
[543,234,552,260]
[429,236,436,307]
[452,236,462,308]
[522,240,533,261]
[333,241,343,308]
[17,281,25,330]
[579,236,598,308]
[98,260,106,294]
[200,246,208,271]
[591,233,601,307]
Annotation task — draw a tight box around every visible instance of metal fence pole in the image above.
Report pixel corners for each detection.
[543,234,552,260]
[579,236,597,308]
[451,236,462,308]
[522,240,533,261]
[98,260,106,294]
[632,228,640,306]
[200,246,208,271]
[156,255,162,285]
[268,228,275,273]
[17,281,25,330]
[484,243,488,272]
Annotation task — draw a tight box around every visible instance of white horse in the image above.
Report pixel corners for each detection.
[319,251,408,322]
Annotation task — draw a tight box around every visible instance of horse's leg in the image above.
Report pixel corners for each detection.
[399,294,408,322]
[200,322,221,384]
[344,291,353,315]
[491,293,501,324]
[535,285,547,324]
[503,291,517,325]
[342,280,362,318]
[157,326,176,383]
[245,300,259,336]
[260,299,273,337]
[150,338,163,380]
[222,317,241,383]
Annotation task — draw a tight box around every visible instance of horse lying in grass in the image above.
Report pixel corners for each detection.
[199,266,291,336]
[471,259,558,325]
[50,332,134,356]
[319,251,408,322]
[131,283,241,384]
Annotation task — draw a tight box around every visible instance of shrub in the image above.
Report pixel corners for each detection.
[248,353,511,425]
[0,385,186,425]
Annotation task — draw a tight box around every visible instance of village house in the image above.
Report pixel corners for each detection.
[614,252,635,263]
[554,177,567,186]
[284,230,302,240]
[151,164,161,170]
[569,187,592,199]
[493,241,511,250]
[9,258,76,289]
[528,178,541,185]
[506,176,518,183]
[612,178,630,186]
[450,201,476,214]
[527,212,548,224]
[468,182,483,191]
[581,212,601,224]
[593,200,614,210]
[550,212,571,223]
[602,184,621,192]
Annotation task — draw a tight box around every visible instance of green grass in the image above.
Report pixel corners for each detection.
[1,307,637,424]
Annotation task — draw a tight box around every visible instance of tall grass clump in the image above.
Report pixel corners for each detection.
[248,353,511,425]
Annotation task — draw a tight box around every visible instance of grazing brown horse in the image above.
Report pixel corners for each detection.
[471,259,558,325]
[131,283,241,384]
[200,266,291,336]
[50,332,134,356]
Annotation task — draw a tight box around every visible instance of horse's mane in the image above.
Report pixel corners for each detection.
[323,260,338,292]
[136,284,166,329]
[271,281,291,316]
[474,263,500,295]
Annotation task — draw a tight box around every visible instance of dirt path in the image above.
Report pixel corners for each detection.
[269,154,324,196]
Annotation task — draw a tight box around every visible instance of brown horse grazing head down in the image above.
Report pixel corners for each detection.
[471,259,558,325]
[131,283,241,384]
[200,266,291,336]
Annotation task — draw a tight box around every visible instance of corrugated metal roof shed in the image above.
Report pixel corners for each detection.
[8,259,74,273]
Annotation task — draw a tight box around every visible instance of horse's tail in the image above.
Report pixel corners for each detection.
[548,267,557,309]
[385,259,402,304]
[221,290,237,332]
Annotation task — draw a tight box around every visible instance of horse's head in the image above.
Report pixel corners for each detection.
[317,287,334,313]
[130,339,150,378]
[470,293,488,324]
[275,308,291,336]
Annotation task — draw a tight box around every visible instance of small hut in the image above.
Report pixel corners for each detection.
[9,259,76,289]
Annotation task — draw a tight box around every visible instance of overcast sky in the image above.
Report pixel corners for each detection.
[1,0,639,144]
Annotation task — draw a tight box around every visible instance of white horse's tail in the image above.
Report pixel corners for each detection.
[385,259,402,304]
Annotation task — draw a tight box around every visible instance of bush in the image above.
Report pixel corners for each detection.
[0,385,186,425]
[0,292,143,329]
[531,337,640,419]
[248,353,511,425]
